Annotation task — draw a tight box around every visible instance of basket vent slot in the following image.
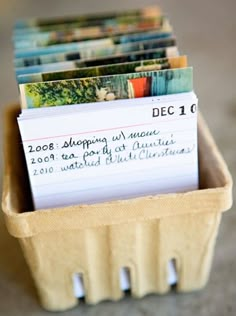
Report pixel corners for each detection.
[168,259,178,288]
[120,267,131,293]
[73,273,85,298]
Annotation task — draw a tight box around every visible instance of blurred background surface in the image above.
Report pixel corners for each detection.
[0,0,235,315]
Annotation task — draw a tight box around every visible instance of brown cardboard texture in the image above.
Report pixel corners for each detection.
[2,105,233,312]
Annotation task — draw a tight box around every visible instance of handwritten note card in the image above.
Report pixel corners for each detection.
[18,92,198,209]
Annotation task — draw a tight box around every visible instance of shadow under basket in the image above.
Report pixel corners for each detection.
[2,105,233,312]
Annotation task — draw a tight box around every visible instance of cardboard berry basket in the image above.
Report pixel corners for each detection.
[2,104,233,312]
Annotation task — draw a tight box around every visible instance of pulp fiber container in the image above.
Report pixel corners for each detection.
[2,105,233,311]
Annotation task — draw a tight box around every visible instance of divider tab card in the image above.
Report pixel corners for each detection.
[18,92,198,210]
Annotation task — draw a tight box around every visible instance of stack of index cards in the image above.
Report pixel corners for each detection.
[14,5,198,210]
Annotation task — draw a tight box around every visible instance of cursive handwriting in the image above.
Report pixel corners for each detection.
[62,136,107,150]
[128,129,160,139]
[132,134,176,151]
[31,128,196,176]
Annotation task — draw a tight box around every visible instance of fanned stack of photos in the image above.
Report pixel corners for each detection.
[14,6,199,210]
